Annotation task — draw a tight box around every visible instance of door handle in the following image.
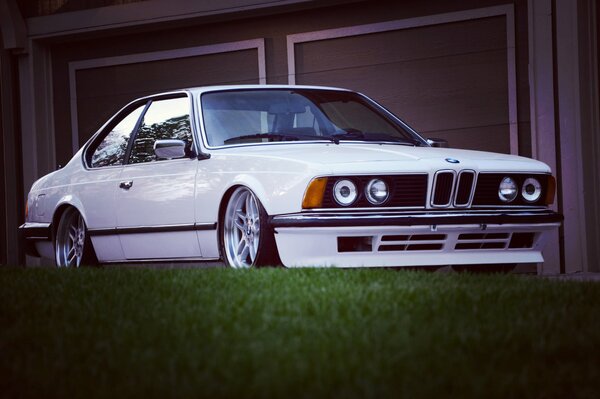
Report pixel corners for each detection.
[119,180,133,190]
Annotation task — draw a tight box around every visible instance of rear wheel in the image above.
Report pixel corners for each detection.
[221,187,280,268]
[54,208,95,267]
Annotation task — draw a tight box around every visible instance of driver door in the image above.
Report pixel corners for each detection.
[115,95,201,260]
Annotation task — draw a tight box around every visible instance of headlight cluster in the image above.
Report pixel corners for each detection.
[333,178,389,206]
[303,176,393,209]
[333,179,390,206]
[498,176,542,203]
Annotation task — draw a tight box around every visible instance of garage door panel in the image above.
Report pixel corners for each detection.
[78,93,153,144]
[294,16,511,153]
[76,49,259,143]
[295,17,506,74]
[77,50,258,100]
[423,125,510,154]
[297,49,508,133]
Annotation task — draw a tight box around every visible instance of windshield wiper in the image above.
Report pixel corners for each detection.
[331,129,421,146]
[224,133,301,144]
[224,132,344,145]
[222,131,423,146]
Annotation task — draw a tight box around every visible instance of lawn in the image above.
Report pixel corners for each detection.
[1,267,599,399]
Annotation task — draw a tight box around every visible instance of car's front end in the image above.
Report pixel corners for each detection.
[268,148,561,268]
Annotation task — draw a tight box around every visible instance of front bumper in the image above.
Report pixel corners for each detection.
[270,210,562,268]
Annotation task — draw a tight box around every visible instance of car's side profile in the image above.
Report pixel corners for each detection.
[19,85,562,268]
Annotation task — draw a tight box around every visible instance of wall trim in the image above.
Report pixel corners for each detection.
[68,38,266,153]
[286,4,519,155]
[26,0,314,38]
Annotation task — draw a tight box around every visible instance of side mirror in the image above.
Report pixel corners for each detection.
[154,139,187,159]
[427,138,449,148]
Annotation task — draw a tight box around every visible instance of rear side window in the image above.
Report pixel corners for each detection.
[128,97,192,164]
[90,105,144,168]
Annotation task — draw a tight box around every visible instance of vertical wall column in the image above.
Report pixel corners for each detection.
[19,41,56,195]
[0,0,26,265]
[575,0,600,272]
[554,0,590,273]
[1,49,24,265]
[528,0,561,274]
[0,53,7,265]
[17,41,56,266]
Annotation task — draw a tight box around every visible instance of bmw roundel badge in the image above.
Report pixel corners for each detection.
[445,158,460,164]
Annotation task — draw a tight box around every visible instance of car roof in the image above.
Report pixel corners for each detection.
[129,85,355,103]
[184,84,354,95]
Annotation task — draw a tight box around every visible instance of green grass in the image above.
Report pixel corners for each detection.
[1,268,600,399]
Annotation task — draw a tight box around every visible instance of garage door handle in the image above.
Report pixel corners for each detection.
[119,180,133,190]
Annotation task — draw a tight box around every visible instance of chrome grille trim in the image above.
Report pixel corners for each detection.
[431,170,456,208]
[453,170,477,207]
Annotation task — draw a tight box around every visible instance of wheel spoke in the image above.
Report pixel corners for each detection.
[236,237,246,256]
[245,194,254,216]
[234,220,245,232]
[248,240,257,262]
[250,197,259,220]
[245,195,253,218]
[254,219,260,234]
[67,247,76,263]
[240,244,250,263]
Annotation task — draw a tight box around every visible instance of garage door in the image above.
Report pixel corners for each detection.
[290,16,511,153]
[72,42,263,148]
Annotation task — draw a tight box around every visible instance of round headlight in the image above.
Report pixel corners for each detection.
[522,177,542,202]
[498,177,518,202]
[333,179,358,206]
[365,179,389,205]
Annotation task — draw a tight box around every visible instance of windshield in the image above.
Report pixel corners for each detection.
[200,89,426,147]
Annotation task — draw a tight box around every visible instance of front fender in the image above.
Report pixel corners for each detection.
[226,171,315,216]
[228,174,273,214]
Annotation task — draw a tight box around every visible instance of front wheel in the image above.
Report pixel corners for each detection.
[54,208,95,267]
[221,187,280,268]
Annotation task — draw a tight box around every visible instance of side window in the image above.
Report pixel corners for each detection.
[128,97,192,164]
[90,105,144,168]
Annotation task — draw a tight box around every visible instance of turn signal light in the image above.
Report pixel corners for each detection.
[302,177,328,209]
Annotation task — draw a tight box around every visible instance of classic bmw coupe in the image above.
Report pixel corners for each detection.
[19,85,562,268]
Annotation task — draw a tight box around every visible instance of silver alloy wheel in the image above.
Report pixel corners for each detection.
[224,187,261,268]
[55,209,87,267]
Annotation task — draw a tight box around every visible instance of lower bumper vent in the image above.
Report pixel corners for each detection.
[379,233,446,252]
[455,232,536,250]
[336,232,537,253]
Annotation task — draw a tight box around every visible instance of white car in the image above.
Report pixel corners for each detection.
[19,85,562,268]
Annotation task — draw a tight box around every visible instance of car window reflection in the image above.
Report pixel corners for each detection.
[90,105,145,168]
[128,97,192,164]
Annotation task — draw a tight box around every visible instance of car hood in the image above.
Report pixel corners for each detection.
[216,143,551,174]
